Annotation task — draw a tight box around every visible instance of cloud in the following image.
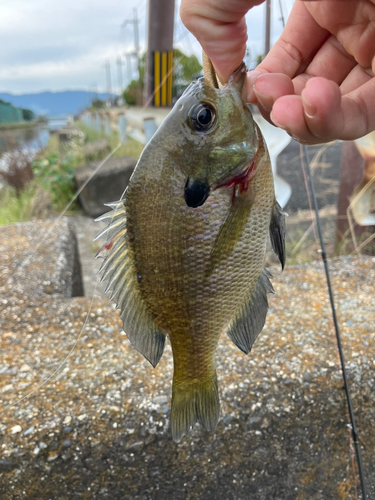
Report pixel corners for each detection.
[0,0,294,93]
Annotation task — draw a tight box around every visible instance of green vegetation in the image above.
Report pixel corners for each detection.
[0,185,38,226]
[0,120,144,226]
[173,48,202,82]
[33,156,77,212]
[91,98,105,109]
[76,122,144,159]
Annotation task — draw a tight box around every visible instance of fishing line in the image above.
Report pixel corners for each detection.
[303,145,367,500]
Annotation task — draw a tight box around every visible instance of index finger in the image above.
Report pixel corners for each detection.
[251,1,330,85]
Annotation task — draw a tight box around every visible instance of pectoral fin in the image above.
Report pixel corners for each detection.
[95,201,165,368]
[207,194,253,276]
[270,201,286,270]
[226,269,274,354]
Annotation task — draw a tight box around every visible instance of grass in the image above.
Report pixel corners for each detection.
[0,119,144,227]
[0,184,40,226]
[76,122,144,161]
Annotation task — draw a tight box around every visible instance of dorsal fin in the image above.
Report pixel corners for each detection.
[95,201,165,367]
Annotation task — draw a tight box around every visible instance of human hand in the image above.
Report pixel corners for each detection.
[180,0,375,144]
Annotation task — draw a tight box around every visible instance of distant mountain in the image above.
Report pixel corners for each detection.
[0,91,114,117]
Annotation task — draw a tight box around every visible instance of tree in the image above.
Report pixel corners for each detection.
[91,98,105,109]
[173,48,202,83]
[123,80,138,106]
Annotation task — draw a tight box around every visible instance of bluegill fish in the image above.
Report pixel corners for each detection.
[95,62,285,442]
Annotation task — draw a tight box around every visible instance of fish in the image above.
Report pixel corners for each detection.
[95,62,286,442]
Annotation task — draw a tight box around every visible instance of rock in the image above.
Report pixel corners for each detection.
[0,459,16,472]
[20,364,31,372]
[75,155,137,217]
[10,425,22,434]
[63,416,72,425]
[125,441,144,453]
[24,426,34,436]
[38,442,47,450]
[59,126,85,145]
[83,139,110,162]
[47,452,59,462]
[58,126,85,157]
[152,396,168,405]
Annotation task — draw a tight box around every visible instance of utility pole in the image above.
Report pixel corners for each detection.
[122,8,142,105]
[146,0,175,107]
[124,52,133,84]
[264,0,271,57]
[104,60,112,103]
[117,55,124,95]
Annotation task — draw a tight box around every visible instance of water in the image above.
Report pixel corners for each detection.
[0,116,69,157]
[0,116,69,187]
[0,125,50,156]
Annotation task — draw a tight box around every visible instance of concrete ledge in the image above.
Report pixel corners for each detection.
[0,218,83,299]
[75,155,137,217]
[0,256,374,498]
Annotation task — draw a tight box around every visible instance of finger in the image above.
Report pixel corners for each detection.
[180,0,263,84]
[340,65,374,94]
[251,73,294,117]
[252,1,329,83]
[291,35,357,95]
[270,77,375,143]
[303,77,375,140]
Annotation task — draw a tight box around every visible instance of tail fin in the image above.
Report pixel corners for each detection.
[171,375,220,442]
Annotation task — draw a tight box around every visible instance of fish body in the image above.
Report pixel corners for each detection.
[96,63,285,442]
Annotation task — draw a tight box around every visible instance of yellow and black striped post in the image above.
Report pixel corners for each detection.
[152,50,173,107]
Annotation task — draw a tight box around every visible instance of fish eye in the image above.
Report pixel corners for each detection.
[189,103,216,132]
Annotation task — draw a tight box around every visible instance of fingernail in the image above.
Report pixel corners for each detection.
[247,70,262,83]
[253,87,273,112]
[302,94,317,119]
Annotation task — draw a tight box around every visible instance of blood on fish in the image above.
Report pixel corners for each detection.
[105,241,113,250]
[216,160,256,202]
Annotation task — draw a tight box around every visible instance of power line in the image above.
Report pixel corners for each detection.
[116,55,124,95]
[121,8,142,104]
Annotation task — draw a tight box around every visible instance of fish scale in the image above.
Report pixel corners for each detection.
[96,62,285,442]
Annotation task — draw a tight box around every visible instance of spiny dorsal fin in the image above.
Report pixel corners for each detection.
[226,269,274,354]
[95,201,165,368]
[270,201,286,270]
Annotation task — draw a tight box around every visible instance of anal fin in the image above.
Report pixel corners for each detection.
[226,269,274,354]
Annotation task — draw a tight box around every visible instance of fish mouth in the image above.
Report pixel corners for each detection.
[184,179,210,208]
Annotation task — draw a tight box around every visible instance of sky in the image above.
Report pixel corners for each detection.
[0,0,294,95]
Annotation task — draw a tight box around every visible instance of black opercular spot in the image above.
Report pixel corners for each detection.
[184,179,210,208]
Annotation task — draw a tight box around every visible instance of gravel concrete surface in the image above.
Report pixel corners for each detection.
[0,220,374,499]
